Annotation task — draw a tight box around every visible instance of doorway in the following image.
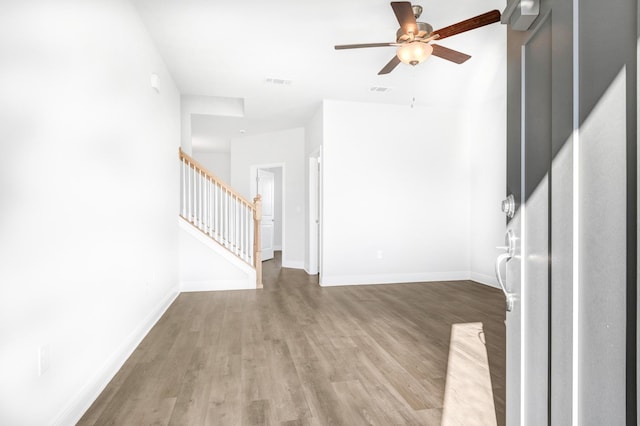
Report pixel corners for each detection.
[251,164,284,263]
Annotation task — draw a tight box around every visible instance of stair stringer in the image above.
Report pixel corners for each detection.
[178,217,256,291]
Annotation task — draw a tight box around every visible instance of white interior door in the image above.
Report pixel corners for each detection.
[257,169,275,261]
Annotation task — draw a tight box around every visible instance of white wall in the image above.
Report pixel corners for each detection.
[304,107,324,272]
[193,150,231,183]
[230,128,305,268]
[180,95,244,154]
[321,100,472,285]
[306,105,324,156]
[178,219,255,291]
[467,100,507,287]
[0,1,180,424]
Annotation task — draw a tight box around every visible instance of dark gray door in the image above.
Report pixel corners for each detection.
[504,9,553,425]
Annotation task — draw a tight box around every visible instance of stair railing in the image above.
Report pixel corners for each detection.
[179,148,262,287]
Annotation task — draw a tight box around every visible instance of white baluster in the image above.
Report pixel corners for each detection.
[198,170,202,229]
[246,204,250,260]
[233,197,236,252]
[216,184,220,240]
[237,199,241,255]
[187,163,192,222]
[210,179,214,236]
[180,159,185,217]
[249,210,254,264]
[232,197,237,254]
[214,183,218,240]
[203,175,208,233]
[207,178,212,236]
[192,164,196,223]
[224,188,228,247]
[194,168,198,226]
[200,173,204,230]
[229,192,233,249]
[194,167,198,224]
[228,192,232,249]
[240,202,245,259]
[243,203,248,260]
[204,176,208,233]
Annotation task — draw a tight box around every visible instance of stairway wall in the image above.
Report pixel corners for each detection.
[178,218,256,291]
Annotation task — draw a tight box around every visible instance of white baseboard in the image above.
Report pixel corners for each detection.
[320,271,471,287]
[282,259,305,269]
[181,278,255,292]
[470,272,499,289]
[53,287,179,426]
[304,267,319,275]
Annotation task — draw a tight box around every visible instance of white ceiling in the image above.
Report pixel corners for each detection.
[131,0,506,151]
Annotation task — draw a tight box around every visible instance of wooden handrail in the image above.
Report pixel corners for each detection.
[179,148,255,208]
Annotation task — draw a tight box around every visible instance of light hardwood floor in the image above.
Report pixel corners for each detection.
[79,253,505,425]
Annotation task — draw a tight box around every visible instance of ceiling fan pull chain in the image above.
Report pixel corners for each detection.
[410,67,417,108]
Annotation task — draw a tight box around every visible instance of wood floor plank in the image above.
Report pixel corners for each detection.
[79,252,505,425]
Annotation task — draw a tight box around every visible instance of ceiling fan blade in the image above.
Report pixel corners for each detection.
[432,9,501,40]
[335,42,396,50]
[391,2,418,35]
[378,55,401,75]
[431,44,471,64]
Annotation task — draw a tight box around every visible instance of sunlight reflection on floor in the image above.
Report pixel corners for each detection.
[442,322,497,426]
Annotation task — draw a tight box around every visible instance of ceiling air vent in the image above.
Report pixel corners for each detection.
[369,86,392,93]
[265,78,293,86]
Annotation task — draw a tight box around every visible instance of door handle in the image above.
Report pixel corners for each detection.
[501,194,515,218]
[495,230,516,311]
[495,253,515,311]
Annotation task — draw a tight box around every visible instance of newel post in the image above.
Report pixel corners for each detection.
[253,195,263,288]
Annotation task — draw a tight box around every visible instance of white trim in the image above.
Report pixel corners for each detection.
[520,42,527,426]
[304,266,320,276]
[470,271,499,288]
[307,153,320,275]
[181,279,255,292]
[502,0,540,30]
[53,288,179,426]
[572,0,581,422]
[282,259,305,269]
[320,271,471,287]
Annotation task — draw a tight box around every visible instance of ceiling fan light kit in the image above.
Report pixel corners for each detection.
[334,2,501,75]
[397,42,432,65]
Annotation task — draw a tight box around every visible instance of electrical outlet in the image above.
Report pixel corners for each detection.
[38,344,50,376]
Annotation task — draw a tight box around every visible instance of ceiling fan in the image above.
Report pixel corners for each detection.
[334,2,501,75]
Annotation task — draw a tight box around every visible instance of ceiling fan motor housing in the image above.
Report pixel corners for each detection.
[396,21,433,42]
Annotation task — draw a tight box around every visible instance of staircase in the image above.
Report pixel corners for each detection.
[179,148,262,288]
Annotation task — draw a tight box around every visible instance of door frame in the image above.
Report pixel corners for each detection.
[250,163,285,261]
[307,148,322,276]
